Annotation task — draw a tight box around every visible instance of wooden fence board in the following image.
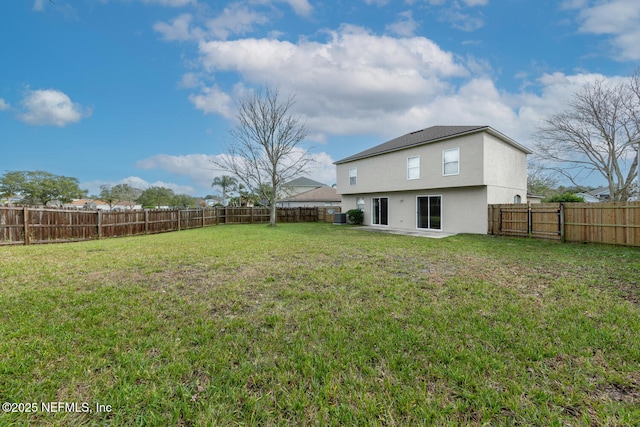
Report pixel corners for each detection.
[0,206,341,246]
[489,202,640,246]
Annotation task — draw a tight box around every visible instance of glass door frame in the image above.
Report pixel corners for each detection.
[416,195,442,230]
[371,197,389,226]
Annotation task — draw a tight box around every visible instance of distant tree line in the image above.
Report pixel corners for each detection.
[0,171,86,205]
[0,171,201,208]
[98,184,203,208]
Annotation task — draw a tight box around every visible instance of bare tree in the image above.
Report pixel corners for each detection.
[534,70,640,201]
[527,161,558,199]
[215,86,313,226]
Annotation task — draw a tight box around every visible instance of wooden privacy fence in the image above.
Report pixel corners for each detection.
[489,202,640,246]
[0,206,340,246]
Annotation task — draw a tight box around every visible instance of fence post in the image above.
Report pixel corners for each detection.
[559,203,566,243]
[23,207,30,245]
[498,208,502,235]
[528,205,533,238]
[177,209,181,231]
[489,205,494,235]
[144,209,149,234]
[97,210,102,240]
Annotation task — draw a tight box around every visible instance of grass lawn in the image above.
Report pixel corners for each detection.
[1,223,639,426]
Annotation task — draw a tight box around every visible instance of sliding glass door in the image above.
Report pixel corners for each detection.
[372,197,388,226]
[417,196,441,230]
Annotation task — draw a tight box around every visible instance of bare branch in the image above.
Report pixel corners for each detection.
[534,73,640,201]
[213,85,313,225]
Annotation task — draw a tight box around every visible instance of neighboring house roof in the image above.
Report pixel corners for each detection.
[284,177,327,188]
[573,187,611,202]
[65,199,141,210]
[278,186,340,203]
[334,125,532,164]
[576,192,600,203]
[68,199,105,206]
[588,186,610,197]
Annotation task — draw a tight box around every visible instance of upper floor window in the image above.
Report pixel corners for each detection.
[443,148,459,176]
[349,167,357,185]
[407,156,420,180]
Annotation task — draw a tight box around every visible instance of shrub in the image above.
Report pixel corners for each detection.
[346,209,364,224]
[544,193,585,203]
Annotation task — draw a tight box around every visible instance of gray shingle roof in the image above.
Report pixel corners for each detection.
[334,125,530,164]
[284,177,327,187]
[279,186,340,202]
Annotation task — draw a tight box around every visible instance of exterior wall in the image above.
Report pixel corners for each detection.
[486,185,525,206]
[483,133,528,202]
[336,133,485,195]
[341,187,488,234]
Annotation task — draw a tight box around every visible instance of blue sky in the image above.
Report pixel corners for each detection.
[1,0,639,197]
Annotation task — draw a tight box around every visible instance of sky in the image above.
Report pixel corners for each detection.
[1,0,639,197]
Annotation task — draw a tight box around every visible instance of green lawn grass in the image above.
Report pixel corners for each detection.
[1,223,639,426]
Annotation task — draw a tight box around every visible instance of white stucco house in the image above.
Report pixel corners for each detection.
[335,125,532,234]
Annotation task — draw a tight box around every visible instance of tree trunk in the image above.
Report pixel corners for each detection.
[269,203,277,227]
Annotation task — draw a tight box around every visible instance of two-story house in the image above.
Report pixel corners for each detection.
[334,125,531,234]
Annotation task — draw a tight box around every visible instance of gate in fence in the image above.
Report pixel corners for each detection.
[489,203,564,241]
[489,202,640,246]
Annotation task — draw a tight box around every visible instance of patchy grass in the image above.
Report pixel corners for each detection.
[1,223,639,426]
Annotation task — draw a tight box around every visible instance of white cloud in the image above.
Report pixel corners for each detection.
[154,6,269,42]
[560,0,587,9]
[153,13,198,41]
[188,85,235,118]
[32,0,46,12]
[284,0,313,17]
[257,0,312,17]
[136,154,221,190]
[18,88,92,127]
[196,25,466,118]
[114,176,195,194]
[82,176,196,197]
[189,25,474,138]
[140,0,196,7]
[386,10,420,37]
[155,7,633,159]
[572,0,640,60]
[178,72,202,89]
[441,9,484,32]
[135,151,337,192]
[206,4,269,40]
[307,151,337,186]
[0,99,9,111]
